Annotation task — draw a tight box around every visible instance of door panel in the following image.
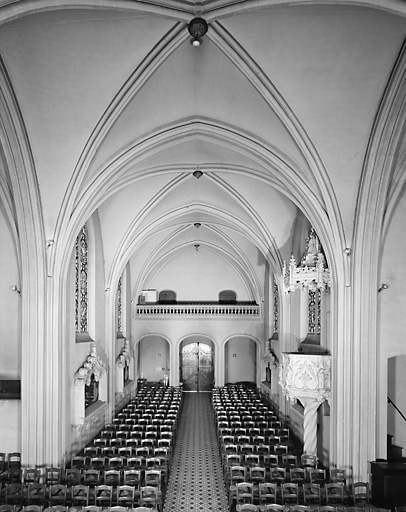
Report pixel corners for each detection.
[181,343,214,392]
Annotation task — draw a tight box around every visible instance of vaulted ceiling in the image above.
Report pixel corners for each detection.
[1,1,405,301]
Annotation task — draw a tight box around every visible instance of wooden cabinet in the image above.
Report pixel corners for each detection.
[371,461,406,507]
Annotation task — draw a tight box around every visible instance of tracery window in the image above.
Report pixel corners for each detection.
[273,279,279,333]
[117,276,122,334]
[75,225,88,333]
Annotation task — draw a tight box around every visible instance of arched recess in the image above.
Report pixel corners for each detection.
[224,335,260,387]
[136,334,170,385]
[179,335,216,392]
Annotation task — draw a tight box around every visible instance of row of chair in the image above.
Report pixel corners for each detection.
[228,480,369,509]
[0,506,156,512]
[233,506,371,512]
[1,479,162,509]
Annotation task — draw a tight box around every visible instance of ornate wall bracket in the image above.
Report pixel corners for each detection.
[279,353,331,455]
[74,342,107,387]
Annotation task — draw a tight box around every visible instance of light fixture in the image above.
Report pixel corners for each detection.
[343,248,352,256]
[10,285,21,295]
[188,17,208,47]
[46,239,55,248]
[193,169,203,179]
[194,244,200,251]
[378,283,389,293]
[194,222,201,228]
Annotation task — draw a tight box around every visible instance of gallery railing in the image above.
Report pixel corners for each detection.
[136,304,260,316]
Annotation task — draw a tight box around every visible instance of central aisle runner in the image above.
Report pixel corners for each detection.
[163,392,229,512]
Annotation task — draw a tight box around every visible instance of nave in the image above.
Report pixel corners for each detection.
[0,383,395,512]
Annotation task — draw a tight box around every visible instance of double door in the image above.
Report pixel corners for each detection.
[180,342,214,392]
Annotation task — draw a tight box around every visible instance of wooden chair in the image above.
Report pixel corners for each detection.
[303,483,321,506]
[290,467,305,485]
[0,506,15,512]
[48,484,67,507]
[262,505,284,512]
[139,486,160,511]
[27,484,46,506]
[352,481,369,508]
[269,466,286,485]
[309,468,327,485]
[330,468,346,484]
[63,468,81,487]
[289,506,311,512]
[82,469,101,487]
[301,454,318,470]
[24,469,42,485]
[122,468,142,487]
[103,469,121,487]
[70,484,90,507]
[258,482,278,509]
[236,505,258,512]
[94,484,113,509]
[43,506,68,512]
[5,483,23,505]
[228,465,247,506]
[280,482,299,505]
[236,482,254,510]
[45,468,61,486]
[116,485,136,508]
[325,482,345,505]
[21,506,43,512]
[71,456,87,470]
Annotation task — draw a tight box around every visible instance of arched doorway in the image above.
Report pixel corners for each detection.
[180,340,214,392]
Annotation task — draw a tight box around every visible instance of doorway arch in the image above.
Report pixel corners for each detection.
[180,336,215,392]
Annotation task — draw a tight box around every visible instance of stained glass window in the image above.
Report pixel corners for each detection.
[117,276,122,333]
[75,225,88,333]
[273,279,279,333]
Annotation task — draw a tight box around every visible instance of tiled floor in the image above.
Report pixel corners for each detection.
[163,392,229,512]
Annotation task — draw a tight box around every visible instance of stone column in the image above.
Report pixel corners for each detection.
[279,353,331,456]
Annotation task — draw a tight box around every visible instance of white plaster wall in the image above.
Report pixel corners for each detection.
[150,248,252,302]
[225,336,257,383]
[377,190,406,458]
[0,401,20,451]
[0,208,20,378]
[139,335,169,382]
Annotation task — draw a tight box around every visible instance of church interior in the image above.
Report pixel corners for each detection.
[1,0,406,509]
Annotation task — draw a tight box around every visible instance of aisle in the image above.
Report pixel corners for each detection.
[163,392,229,512]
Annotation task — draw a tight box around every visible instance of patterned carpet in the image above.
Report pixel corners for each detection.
[163,392,229,512]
